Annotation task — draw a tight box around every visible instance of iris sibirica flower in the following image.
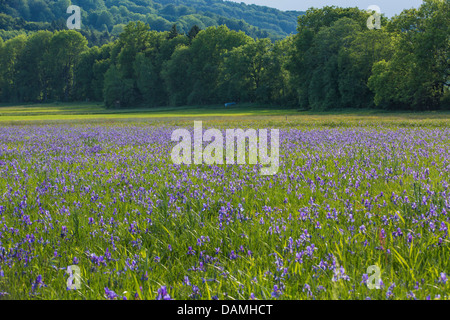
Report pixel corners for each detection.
[104,287,118,300]
[31,275,47,292]
[156,286,172,300]
[440,273,447,284]
[271,285,282,298]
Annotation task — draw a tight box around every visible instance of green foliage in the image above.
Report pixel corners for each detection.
[0,0,304,43]
[167,23,180,39]
[103,21,190,107]
[0,34,28,102]
[74,46,102,101]
[185,26,252,104]
[134,52,158,106]
[187,24,200,41]
[369,0,450,110]
[160,44,191,106]
[338,30,395,108]
[15,30,53,102]
[103,64,134,108]
[220,38,273,103]
[48,30,89,101]
[0,2,447,111]
[116,21,152,78]
[288,7,392,110]
[288,3,448,111]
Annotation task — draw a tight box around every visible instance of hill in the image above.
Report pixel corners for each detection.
[0,0,304,44]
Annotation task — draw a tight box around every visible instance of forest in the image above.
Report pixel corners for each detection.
[0,0,302,44]
[0,0,449,111]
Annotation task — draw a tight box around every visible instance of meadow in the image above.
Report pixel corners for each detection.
[0,103,449,300]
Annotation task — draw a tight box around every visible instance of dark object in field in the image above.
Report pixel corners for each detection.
[225,102,237,107]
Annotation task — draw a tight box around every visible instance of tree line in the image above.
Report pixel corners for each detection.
[0,0,448,110]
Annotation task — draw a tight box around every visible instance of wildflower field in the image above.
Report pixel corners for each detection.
[1,114,450,300]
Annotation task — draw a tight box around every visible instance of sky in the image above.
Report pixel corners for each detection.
[226,0,424,17]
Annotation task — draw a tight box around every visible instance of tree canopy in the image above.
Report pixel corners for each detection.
[0,0,304,44]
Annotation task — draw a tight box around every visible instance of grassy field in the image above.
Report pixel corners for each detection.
[1,102,450,127]
[0,102,297,122]
[0,103,450,300]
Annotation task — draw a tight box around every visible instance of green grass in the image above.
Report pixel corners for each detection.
[1,102,450,127]
[0,102,297,121]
